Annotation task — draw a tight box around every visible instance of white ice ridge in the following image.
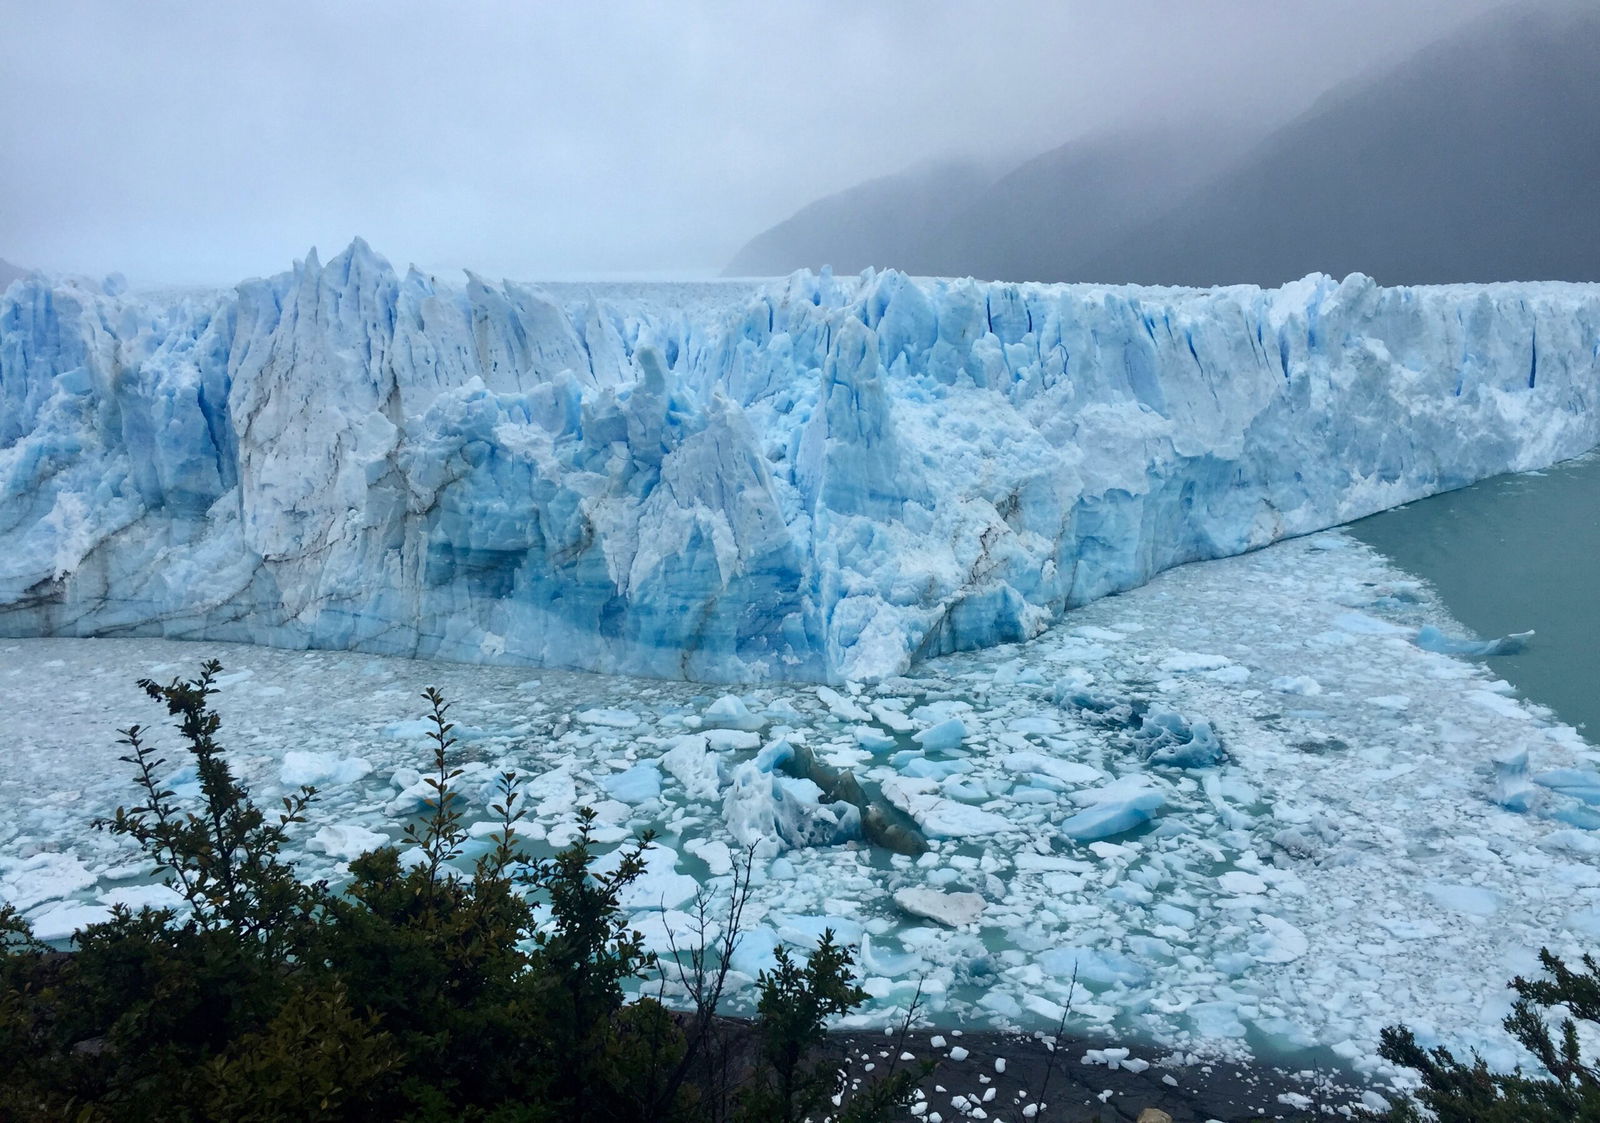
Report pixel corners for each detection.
[2,239,1598,681]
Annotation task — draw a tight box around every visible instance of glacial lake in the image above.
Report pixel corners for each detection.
[1347,450,1600,741]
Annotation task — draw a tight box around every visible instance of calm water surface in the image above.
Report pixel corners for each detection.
[1347,451,1600,740]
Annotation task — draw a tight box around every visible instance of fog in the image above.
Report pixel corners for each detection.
[0,0,1526,284]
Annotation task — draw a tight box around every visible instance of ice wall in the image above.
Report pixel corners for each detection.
[2,240,1597,682]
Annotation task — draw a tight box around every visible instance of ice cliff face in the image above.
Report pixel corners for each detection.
[2,240,1598,681]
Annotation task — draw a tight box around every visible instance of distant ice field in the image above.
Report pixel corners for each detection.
[4,530,1598,1082]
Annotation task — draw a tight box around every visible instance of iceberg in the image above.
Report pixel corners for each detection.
[3,240,1599,682]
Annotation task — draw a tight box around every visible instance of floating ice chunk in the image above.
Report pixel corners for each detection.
[724,762,783,856]
[870,703,915,732]
[764,699,804,723]
[1218,871,1268,895]
[1423,883,1502,917]
[1334,612,1411,636]
[1269,675,1322,696]
[1564,907,1600,937]
[547,817,628,848]
[661,734,720,800]
[893,887,985,928]
[754,738,796,772]
[280,750,372,788]
[1058,791,1163,841]
[1132,710,1223,768]
[603,762,663,804]
[704,729,761,751]
[600,844,700,911]
[730,925,781,977]
[1021,993,1067,1024]
[1049,669,1096,700]
[683,838,733,876]
[309,823,390,860]
[1366,694,1411,711]
[816,687,871,723]
[98,884,186,912]
[1250,915,1309,963]
[1533,768,1600,805]
[1549,805,1600,830]
[1062,793,1164,844]
[914,718,968,752]
[1059,777,1164,842]
[979,991,1023,1020]
[1414,626,1533,657]
[861,933,925,978]
[523,766,578,820]
[26,901,113,942]
[1158,652,1232,673]
[855,726,897,752]
[1471,691,1528,719]
[1188,1001,1247,1038]
[722,761,860,854]
[1076,626,1126,643]
[704,694,766,732]
[159,763,203,800]
[774,913,865,949]
[467,818,543,843]
[1,852,95,911]
[1038,946,1148,987]
[880,777,1012,838]
[1378,916,1445,940]
[900,756,974,781]
[1002,751,1101,786]
[385,761,491,816]
[629,908,709,954]
[1542,829,1600,856]
[1491,748,1538,811]
[577,708,640,729]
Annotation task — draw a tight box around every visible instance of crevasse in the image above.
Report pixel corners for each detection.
[1,239,1596,682]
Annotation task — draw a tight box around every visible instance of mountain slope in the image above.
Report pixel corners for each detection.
[728,5,1600,285]
[724,159,996,277]
[910,122,1251,282]
[1080,5,1600,285]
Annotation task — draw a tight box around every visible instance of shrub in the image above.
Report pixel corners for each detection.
[1378,946,1600,1121]
[0,661,918,1122]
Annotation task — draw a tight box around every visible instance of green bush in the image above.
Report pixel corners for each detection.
[1378,947,1600,1121]
[0,661,920,1123]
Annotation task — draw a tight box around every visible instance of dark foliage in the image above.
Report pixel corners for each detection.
[0,661,917,1122]
[1378,946,1600,1121]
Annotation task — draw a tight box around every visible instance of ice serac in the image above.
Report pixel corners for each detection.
[2,242,1598,682]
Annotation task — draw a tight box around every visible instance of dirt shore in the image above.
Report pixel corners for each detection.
[825,1027,1385,1122]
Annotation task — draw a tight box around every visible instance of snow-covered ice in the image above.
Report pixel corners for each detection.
[3,243,1598,682]
[3,530,1597,1082]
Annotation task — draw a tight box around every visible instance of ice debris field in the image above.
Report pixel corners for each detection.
[6,531,1600,1080]
[4,241,1600,681]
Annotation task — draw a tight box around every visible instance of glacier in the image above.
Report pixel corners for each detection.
[2,238,1598,682]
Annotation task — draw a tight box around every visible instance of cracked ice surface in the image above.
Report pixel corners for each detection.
[4,531,1598,1077]
[4,242,1600,681]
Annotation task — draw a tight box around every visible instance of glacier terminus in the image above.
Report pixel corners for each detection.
[2,238,1598,683]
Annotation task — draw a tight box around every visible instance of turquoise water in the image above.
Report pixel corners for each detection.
[1347,451,1600,740]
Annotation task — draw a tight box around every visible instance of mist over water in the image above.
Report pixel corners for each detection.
[1347,451,1600,740]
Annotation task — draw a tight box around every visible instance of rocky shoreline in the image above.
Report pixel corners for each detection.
[825,1027,1386,1122]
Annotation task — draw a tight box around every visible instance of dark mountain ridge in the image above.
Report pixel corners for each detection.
[726,5,1600,286]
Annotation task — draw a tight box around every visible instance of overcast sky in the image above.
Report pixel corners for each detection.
[1,0,1521,285]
